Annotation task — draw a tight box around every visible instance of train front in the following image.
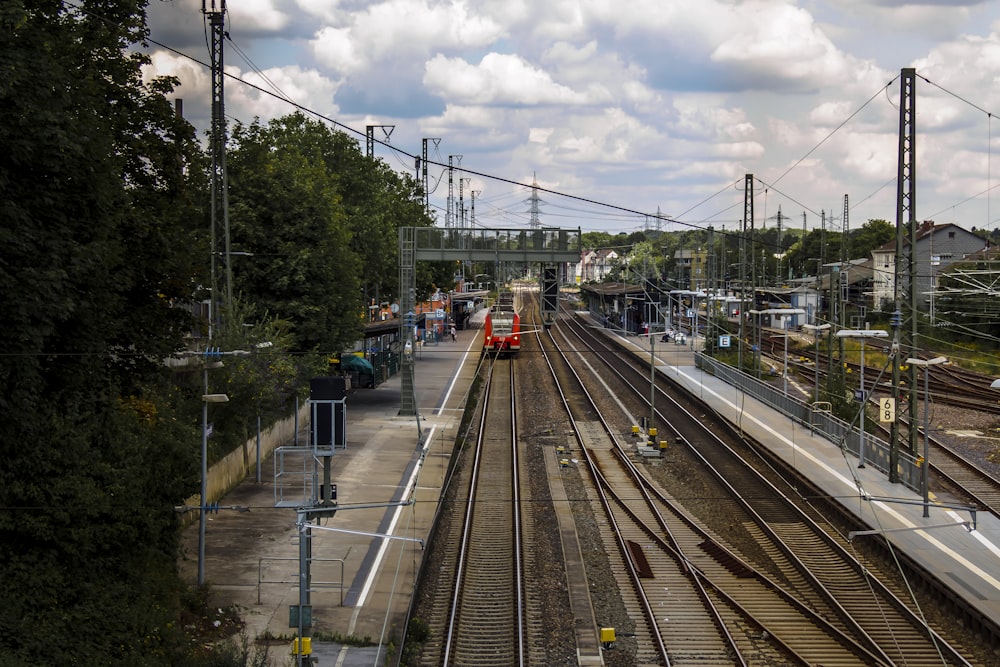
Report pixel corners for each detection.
[485,308,520,353]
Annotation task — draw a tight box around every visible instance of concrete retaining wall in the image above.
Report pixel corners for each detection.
[181,403,310,523]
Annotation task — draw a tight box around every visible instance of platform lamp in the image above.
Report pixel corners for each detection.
[906,356,947,517]
[835,329,888,469]
[199,386,228,586]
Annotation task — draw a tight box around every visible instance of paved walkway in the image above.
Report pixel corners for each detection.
[179,315,486,665]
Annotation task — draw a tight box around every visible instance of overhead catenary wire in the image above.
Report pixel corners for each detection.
[67,0,1000,240]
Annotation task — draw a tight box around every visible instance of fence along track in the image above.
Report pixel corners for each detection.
[868,417,1000,519]
[440,356,526,666]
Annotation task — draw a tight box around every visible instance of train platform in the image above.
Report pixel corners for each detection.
[605,321,1000,638]
[186,303,1000,665]
[179,314,487,665]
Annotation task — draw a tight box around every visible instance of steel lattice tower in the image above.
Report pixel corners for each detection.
[528,174,541,229]
[204,0,230,332]
[890,67,919,481]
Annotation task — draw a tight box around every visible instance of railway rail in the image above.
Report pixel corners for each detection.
[407,293,993,665]
[756,332,1000,519]
[418,354,528,666]
[759,332,1000,414]
[551,311,976,666]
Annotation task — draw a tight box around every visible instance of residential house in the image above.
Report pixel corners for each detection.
[870,222,987,311]
[578,248,620,283]
[674,248,709,291]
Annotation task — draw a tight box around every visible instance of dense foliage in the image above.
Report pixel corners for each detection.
[0,2,437,663]
[0,0,204,662]
[227,113,437,355]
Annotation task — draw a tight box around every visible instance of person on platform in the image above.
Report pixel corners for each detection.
[450,324,457,342]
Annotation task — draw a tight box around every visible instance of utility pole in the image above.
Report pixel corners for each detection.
[471,189,481,227]
[459,177,469,229]
[890,67,918,482]
[203,0,230,333]
[744,174,757,376]
[775,206,783,284]
[707,225,715,350]
[447,156,461,229]
[422,138,441,214]
[365,125,394,159]
[802,212,807,278]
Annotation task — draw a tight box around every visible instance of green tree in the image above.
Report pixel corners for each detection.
[330,137,434,306]
[228,115,362,354]
[0,0,206,662]
[848,218,894,259]
[228,113,436,352]
[581,230,616,249]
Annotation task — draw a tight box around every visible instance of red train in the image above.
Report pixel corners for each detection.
[483,306,521,354]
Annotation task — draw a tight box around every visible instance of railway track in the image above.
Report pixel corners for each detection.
[536,317,901,664]
[554,312,976,666]
[407,295,991,664]
[758,333,1000,519]
[418,355,527,666]
[760,332,1000,414]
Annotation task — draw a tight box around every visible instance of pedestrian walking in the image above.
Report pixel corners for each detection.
[450,324,457,342]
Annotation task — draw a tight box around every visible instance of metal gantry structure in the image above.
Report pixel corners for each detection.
[365,124,395,159]
[397,227,581,415]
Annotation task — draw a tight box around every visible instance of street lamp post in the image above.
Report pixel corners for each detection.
[782,319,789,396]
[907,356,948,517]
[192,347,250,586]
[836,329,888,469]
[199,388,228,586]
[802,323,831,404]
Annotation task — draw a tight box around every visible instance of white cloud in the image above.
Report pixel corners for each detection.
[234,66,343,120]
[143,50,340,131]
[826,0,982,39]
[141,0,1000,231]
[225,0,290,32]
[311,27,364,74]
[707,2,857,89]
[423,53,590,106]
[308,0,505,75]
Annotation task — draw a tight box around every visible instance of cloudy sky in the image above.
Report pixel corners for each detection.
[144,0,1000,236]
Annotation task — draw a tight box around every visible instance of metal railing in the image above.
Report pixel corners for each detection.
[257,556,345,606]
[695,353,922,492]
